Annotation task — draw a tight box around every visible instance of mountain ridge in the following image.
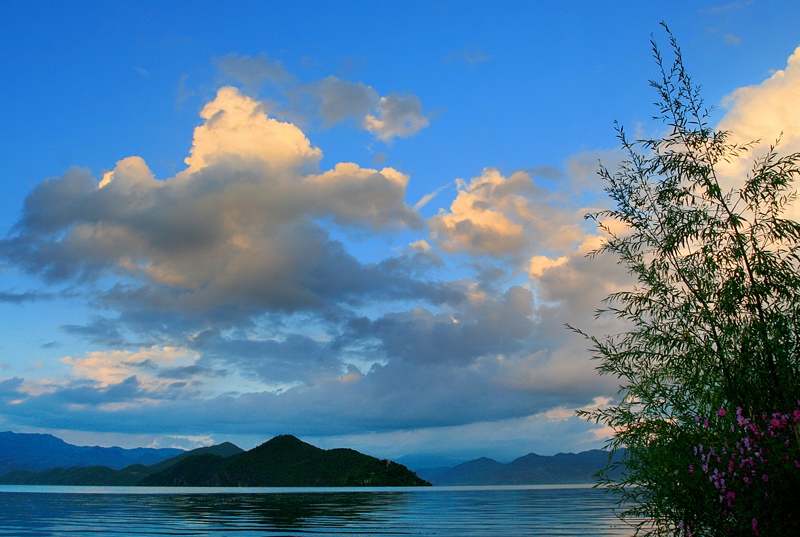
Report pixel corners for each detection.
[415,448,622,485]
[0,434,429,487]
[0,430,618,487]
[140,435,429,487]
[0,431,183,474]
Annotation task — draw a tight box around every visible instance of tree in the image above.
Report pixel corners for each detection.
[576,25,800,536]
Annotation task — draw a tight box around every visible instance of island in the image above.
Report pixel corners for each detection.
[0,434,430,487]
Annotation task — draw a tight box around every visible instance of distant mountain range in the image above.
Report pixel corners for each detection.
[415,449,622,485]
[0,431,183,474]
[0,433,428,487]
[0,430,618,487]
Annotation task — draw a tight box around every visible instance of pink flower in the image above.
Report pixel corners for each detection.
[717,408,727,417]
[751,518,759,536]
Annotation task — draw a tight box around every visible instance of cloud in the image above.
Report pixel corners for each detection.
[305,163,421,228]
[364,94,430,141]
[356,285,536,366]
[0,377,24,404]
[703,1,753,14]
[430,170,534,257]
[2,87,426,322]
[526,165,565,180]
[310,76,379,127]
[0,286,619,462]
[62,317,129,347]
[214,52,295,89]
[308,412,609,460]
[444,44,492,65]
[528,255,568,278]
[61,347,204,391]
[414,181,454,211]
[0,290,50,303]
[429,168,585,259]
[1,228,622,452]
[0,78,622,458]
[709,45,800,227]
[8,32,800,460]
[211,59,429,143]
[717,46,800,178]
[723,33,742,45]
[182,86,322,173]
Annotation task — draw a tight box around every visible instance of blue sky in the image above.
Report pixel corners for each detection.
[2,1,800,461]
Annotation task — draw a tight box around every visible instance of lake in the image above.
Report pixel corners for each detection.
[0,484,634,536]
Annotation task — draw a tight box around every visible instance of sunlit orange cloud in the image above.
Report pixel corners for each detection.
[430,168,585,260]
[61,346,199,389]
[717,46,800,204]
[431,169,529,257]
[182,86,322,174]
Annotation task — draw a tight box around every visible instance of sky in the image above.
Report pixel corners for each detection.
[2,1,800,462]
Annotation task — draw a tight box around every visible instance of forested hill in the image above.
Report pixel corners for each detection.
[0,434,429,487]
[140,435,429,487]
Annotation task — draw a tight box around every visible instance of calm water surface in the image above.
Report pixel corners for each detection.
[0,485,634,536]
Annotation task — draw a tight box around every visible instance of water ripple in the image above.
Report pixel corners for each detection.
[0,486,634,536]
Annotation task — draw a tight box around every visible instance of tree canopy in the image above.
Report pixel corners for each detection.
[577,25,800,537]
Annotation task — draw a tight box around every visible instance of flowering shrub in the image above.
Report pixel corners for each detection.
[576,24,800,537]
[680,405,800,536]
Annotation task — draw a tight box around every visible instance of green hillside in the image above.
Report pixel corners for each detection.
[141,435,429,487]
[0,435,429,487]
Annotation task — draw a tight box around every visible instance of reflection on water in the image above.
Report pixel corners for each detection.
[0,486,635,536]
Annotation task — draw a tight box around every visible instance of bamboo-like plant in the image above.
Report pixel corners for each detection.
[575,24,800,536]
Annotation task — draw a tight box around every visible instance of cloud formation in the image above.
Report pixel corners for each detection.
[718,46,800,182]
[4,88,426,321]
[215,52,296,90]
[0,81,621,457]
[364,94,430,141]
[209,53,429,142]
[429,168,585,260]
[311,76,378,127]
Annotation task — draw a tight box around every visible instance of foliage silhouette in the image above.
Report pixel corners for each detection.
[574,24,800,536]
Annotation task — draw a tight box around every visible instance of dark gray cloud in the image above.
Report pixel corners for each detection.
[0,347,600,440]
[215,52,296,90]
[212,53,429,142]
[197,333,345,387]
[354,285,535,365]
[62,317,129,347]
[526,165,565,180]
[0,377,24,404]
[364,94,430,141]
[0,290,50,303]
[311,76,378,126]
